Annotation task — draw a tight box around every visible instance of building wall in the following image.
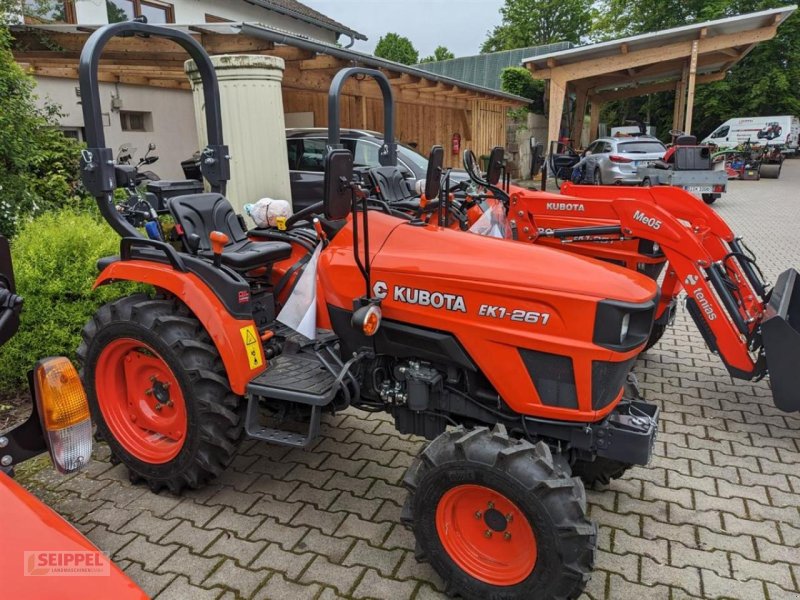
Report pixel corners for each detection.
[72,0,337,42]
[34,78,198,180]
[282,90,508,170]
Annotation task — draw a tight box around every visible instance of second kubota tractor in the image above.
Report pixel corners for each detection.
[76,21,666,599]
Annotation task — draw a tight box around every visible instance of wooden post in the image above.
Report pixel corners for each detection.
[547,76,567,151]
[571,85,588,148]
[674,63,688,132]
[589,100,601,142]
[684,40,699,134]
[354,96,368,129]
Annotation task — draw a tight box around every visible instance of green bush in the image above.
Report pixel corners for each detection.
[0,209,138,395]
[500,67,545,114]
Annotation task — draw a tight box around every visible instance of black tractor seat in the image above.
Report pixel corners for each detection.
[369,166,416,203]
[169,193,291,272]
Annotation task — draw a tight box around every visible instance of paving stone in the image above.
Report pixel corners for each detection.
[115,535,179,571]
[247,475,300,500]
[595,549,639,583]
[86,525,138,557]
[730,554,795,591]
[336,513,392,543]
[123,562,175,598]
[246,494,304,523]
[329,490,384,519]
[254,573,321,600]
[640,558,702,597]
[382,524,416,552]
[613,530,668,565]
[722,513,781,543]
[249,517,309,550]
[286,482,341,510]
[203,531,266,566]
[157,546,222,586]
[669,543,731,578]
[343,540,404,577]
[352,568,418,599]
[125,490,183,516]
[164,499,222,527]
[697,526,756,559]
[205,487,260,513]
[203,558,268,598]
[206,506,265,538]
[323,471,374,496]
[250,542,314,579]
[394,551,444,590]
[120,510,181,542]
[292,504,347,535]
[607,573,670,600]
[700,569,766,600]
[154,575,222,600]
[300,555,365,596]
[161,519,223,552]
[295,528,355,563]
[82,503,138,530]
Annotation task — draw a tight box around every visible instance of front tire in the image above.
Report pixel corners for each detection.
[403,425,595,599]
[78,294,244,493]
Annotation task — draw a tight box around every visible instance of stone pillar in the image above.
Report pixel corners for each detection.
[185,55,292,215]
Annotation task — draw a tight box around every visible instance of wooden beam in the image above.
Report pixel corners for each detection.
[547,75,567,149]
[718,47,740,57]
[571,85,588,147]
[589,102,601,142]
[699,27,708,39]
[268,46,315,61]
[684,40,699,134]
[299,55,344,70]
[590,71,726,103]
[620,43,629,54]
[529,25,778,81]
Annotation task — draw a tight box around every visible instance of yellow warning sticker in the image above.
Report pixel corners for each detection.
[240,325,263,370]
[276,216,287,231]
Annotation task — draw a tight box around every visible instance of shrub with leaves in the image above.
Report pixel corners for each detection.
[0,27,85,237]
[500,67,545,114]
[0,209,140,395]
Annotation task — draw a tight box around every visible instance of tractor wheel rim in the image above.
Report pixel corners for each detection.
[436,484,537,586]
[96,338,187,464]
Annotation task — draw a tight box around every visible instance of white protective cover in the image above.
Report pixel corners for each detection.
[245,198,293,228]
[468,199,511,239]
[276,243,322,340]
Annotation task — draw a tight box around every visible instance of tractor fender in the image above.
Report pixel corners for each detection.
[94,259,265,395]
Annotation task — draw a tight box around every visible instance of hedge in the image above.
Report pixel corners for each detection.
[0,209,139,395]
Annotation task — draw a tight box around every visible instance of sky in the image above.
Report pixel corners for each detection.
[303,0,506,59]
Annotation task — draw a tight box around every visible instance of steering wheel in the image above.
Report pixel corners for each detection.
[284,201,324,230]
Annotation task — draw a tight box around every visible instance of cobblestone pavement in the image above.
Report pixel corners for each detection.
[20,161,800,599]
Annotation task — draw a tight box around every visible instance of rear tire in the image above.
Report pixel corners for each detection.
[403,425,595,600]
[78,294,244,493]
[702,193,717,204]
[644,322,667,351]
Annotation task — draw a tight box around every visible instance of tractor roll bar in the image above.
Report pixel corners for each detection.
[327,68,397,167]
[78,20,229,239]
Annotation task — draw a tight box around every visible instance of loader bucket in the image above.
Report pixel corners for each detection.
[761,268,800,412]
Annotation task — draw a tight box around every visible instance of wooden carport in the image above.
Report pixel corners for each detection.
[521,6,796,148]
[11,23,527,169]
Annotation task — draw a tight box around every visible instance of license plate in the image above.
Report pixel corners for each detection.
[686,186,713,193]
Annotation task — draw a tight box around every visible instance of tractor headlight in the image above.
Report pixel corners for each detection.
[620,313,631,344]
[351,303,382,337]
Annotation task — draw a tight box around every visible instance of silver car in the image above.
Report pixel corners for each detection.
[583,136,667,185]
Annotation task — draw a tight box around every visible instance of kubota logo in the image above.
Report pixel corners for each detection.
[632,210,662,230]
[372,281,467,312]
[546,202,585,212]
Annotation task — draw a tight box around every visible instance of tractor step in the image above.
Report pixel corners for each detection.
[244,399,322,448]
[246,351,339,406]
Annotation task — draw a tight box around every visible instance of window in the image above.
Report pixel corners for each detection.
[120,111,152,132]
[711,126,730,139]
[618,141,667,154]
[106,0,174,24]
[286,139,327,172]
[23,0,76,23]
[205,13,233,23]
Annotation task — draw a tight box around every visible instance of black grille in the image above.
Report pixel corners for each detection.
[519,349,578,409]
[592,357,636,410]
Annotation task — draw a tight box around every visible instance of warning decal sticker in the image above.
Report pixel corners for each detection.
[240,325,264,370]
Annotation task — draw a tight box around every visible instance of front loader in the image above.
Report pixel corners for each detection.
[76,21,664,599]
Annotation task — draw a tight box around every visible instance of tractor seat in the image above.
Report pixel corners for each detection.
[169,193,291,271]
[369,166,415,202]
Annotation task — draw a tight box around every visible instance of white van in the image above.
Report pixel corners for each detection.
[702,115,800,153]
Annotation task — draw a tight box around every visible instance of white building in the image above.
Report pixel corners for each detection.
[17,0,365,178]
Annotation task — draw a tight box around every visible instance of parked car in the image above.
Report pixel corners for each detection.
[286,128,468,210]
[0,235,146,599]
[582,135,667,185]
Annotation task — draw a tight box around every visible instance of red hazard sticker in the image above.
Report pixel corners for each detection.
[238,290,250,304]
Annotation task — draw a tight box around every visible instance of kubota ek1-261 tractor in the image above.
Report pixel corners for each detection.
[78,21,663,598]
[368,143,800,413]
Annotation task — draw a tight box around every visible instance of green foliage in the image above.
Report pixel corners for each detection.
[420,46,456,63]
[0,210,139,395]
[374,32,419,65]
[593,0,800,140]
[0,28,85,237]
[500,67,545,113]
[481,0,594,53]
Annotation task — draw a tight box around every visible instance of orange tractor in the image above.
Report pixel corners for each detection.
[367,140,799,413]
[75,21,666,599]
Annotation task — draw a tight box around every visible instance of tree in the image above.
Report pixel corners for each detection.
[374,33,419,65]
[500,67,545,113]
[0,28,84,236]
[481,0,594,53]
[420,45,456,63]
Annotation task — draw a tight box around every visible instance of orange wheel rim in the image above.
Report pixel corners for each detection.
[96,338,187,464]
[436,484,537,586]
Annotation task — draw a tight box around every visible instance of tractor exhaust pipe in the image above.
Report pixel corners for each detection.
[761,268,800,412]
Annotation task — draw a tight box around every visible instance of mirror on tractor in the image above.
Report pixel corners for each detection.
[324,149,354,220]
[424,145,444,200]
[486,146,505,185]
